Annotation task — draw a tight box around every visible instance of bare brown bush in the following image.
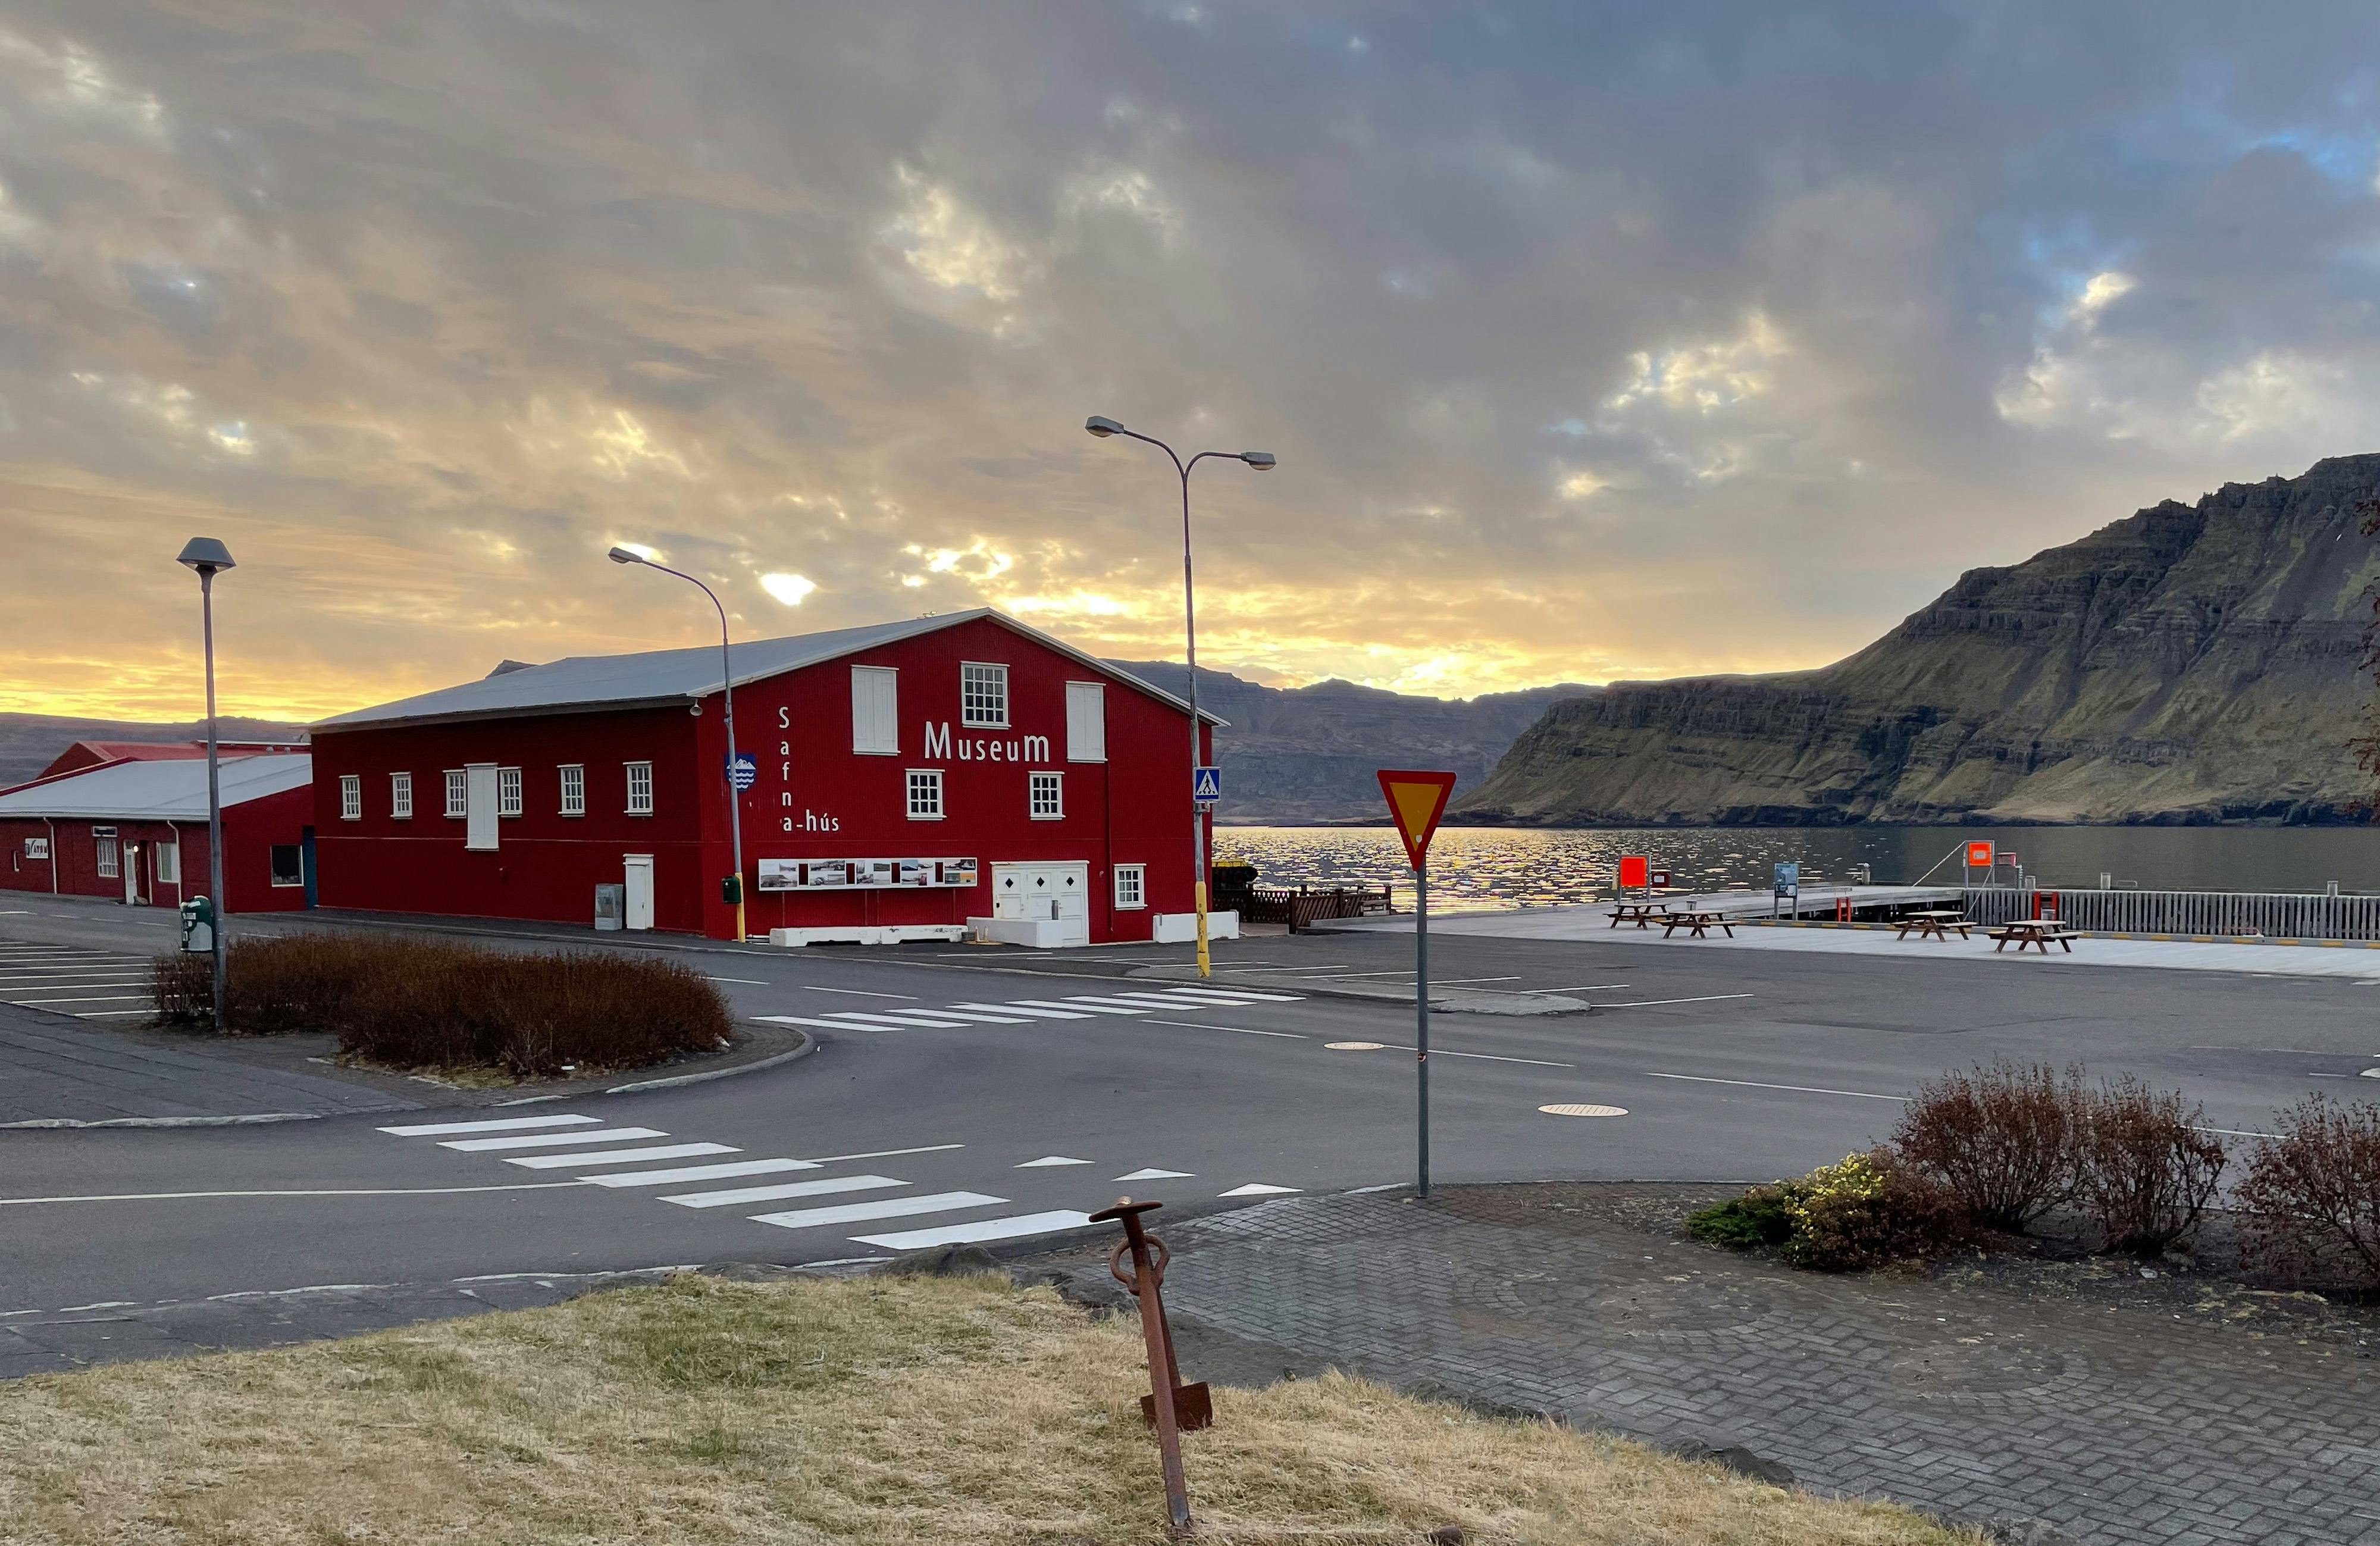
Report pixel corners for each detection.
[2237,1094,2380,1292]
[148,933,730,1077]
[1890,1059,2086,1231]
[149,952,213,1024]
[2075,1075,2227,1256]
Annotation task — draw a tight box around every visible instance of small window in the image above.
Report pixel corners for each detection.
[559,763,585,816]
[269,844,303,887]
[498,766,523,817]
[907,768,944,820]
[339,774,362,821]
[625,761,654,815]
[95,836,120,879]
[1029,770,1063,820]
[444,769,467,818]
[155,843,180,884]
[960,662,1009,728]
[1114,864,1146,910]
[851,665,898,755]
[391,771,413,819]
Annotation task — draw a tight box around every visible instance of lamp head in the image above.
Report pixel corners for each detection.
[607,546,645,565]
[177,537,236,574]
[1084,415,1125,438]
[1241,451,1277,470]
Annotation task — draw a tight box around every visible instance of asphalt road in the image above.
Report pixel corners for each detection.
[4,895,2376,1317]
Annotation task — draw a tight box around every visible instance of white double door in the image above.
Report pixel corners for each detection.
[989,861,1089,947]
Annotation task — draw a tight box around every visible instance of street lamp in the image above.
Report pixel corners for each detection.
[610,546,749,943]
[176,537,236,1030]
[1083,416,1275,979]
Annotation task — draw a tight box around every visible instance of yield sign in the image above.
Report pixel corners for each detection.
[1376,769,1458,871]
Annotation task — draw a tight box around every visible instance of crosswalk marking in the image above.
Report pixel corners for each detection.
[818,1010,982,1029]
[440,1126,666,1153]
[18,996,149,1005]
[749,1190,1004,1231]
[584,1157,821,1188]
[1039,997,1155,1014]
[751,1014,885,1033]
[853,1209,1097,1250]
[947,1000,1094,1020]
[503,1142,738,1169]
[864,1006,1031,1024]
[381,1114,600,1137]
[1094,990,1268,1007]
[1154,985,1307,1003]
[663,1173,906,1209]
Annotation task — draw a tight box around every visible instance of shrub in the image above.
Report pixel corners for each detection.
[2236,1095,2380,1292]
[2075,1075,2227,1256]
[1778,1149,1968,1272]
[149,933,731,1078]
[1686,1186,1794,1248]
[1891,1059,2086,1231]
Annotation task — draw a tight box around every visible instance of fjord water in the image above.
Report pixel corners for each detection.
[1215,825,2380,913]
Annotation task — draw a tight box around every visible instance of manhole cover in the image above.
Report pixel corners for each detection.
[1325,1041,1385,1051]
[1539,1103,1628,1117]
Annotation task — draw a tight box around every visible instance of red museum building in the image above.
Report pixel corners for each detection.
[309,609,1220,944]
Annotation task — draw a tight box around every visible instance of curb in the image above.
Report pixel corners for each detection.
[0,1111,338,1130]
[605,1031,816,1094]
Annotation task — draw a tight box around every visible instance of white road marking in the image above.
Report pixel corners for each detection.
[804,1143,966,1165]
[753,1015,884,1033]
[1526,984,1630,993]
[704,976,769,984]
[881,1006,1031,1024]
[1056,996,1163,1013]
[1433,976,1525,985]
[440,1126,668,1152]
[1594,994,1756,1008]
[1014,1155,1092,1168]
[819,1010,982,1028]
[13,996,149,1005]
[1114,1168,1195,1181]
[1282,969,1413,979]
[1643,1071,1906,1101]
[1010,997,1145,1015]
[75,1010,151,1018]
[504,1143,738,1169]
[749,1190,1004,1230]
[1326,1041,1386,1051]
[585,1157,821,1188]
[1144,1018,1306,1040]
[1157,986,1306,1002]
[852,1209,1095,1250]
[950,1000,1094,1020]
[1539,1103,1629,1118]
[803,985,917,1000]
[0,1183,591,1206]
[664,1174,906,1209]
[1219,1182,1300,1197]
[383,1114,599,1137]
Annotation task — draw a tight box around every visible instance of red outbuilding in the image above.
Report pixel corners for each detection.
[0,753,317,912]
[308,610,1225,944]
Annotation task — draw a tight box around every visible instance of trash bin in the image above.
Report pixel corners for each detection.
[594,883,625,932]
[179,896,215,954]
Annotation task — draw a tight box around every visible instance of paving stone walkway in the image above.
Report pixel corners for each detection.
[1052,1190,2380,1546]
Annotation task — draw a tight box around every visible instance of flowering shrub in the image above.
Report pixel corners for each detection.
[1689,1151,1965,1272]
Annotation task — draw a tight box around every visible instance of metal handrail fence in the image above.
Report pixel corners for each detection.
[1960,886,2380,940]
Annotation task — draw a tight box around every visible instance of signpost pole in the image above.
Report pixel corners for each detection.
[1415,856,1429,1198]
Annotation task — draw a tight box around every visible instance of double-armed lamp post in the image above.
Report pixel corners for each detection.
[1083,416,1274,979]
[609,546,747,943]
[176,537,236,1029]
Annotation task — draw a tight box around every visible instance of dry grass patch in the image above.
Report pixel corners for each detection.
[0,1273,1974,1545]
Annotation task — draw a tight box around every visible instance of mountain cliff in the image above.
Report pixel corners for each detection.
[1107,662,1595,823]
[1460,455,2380,826]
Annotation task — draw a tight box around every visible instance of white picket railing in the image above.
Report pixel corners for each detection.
[1960,887,2380,940]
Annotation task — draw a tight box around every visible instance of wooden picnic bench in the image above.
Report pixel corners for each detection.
[1661,909,1733,939]
[1608,902,1668,929]
[1894,910,1974,942]
[1988,920,2079,953]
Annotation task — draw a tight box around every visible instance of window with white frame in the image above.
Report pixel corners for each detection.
[1029,770,1063,819]
[625,761,654,815]
[155,842,180,884]
[270,844,303,887]
[559,763,584,816]
[95,835,120,880]
[498,766,523,817]
[339,774,362,821]
[444,769,467,818]
[960,662,1009,728]
[906,768,944,820]
[390,771,413,819]
[1114,863,1146,909]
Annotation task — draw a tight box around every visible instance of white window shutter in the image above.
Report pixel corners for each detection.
[1066,681,1106,763]
[464,764,499,851]
[852,666,898,755]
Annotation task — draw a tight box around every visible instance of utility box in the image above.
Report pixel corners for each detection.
[179,896,216,954]
[593,882,625,932]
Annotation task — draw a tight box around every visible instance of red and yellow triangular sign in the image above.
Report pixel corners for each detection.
[1377,769,1459,871]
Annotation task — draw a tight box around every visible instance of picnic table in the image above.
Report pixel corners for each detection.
[1608,901,1668,929]
[1894,909,1974,942]
[1988,919,2079,953]
[1661,909,1734,939]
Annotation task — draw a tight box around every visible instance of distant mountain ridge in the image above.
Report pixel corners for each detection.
[0,713,307,790]
[1460,454,2380,827]
[1108,662,1596,822]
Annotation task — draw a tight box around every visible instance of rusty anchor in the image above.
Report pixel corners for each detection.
[1090,1196,1211,1534]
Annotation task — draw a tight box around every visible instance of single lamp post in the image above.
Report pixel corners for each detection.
[1084,416,1274,979]
[610,546,748,942]
[176,537,236,1030]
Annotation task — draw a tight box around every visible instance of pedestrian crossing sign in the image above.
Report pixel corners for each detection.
[1376,768,1459,871]
[1192,765,1222,805]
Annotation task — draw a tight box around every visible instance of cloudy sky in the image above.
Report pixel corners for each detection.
[7,2,2380,720]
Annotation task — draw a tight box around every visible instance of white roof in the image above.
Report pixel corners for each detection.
[0,753,313,821]
[312,608,1222,731]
